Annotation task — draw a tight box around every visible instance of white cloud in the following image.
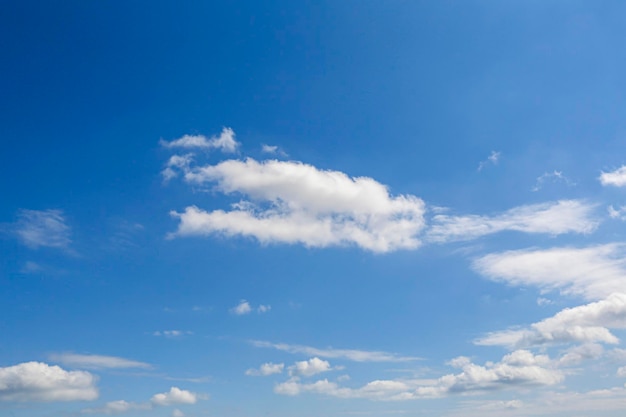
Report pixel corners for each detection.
[160,127,239,152]
[170,158,426,252]
[172,409,185,417]
[82,400,151,415]
[618,366,626,377]
[250,340,419,362]
[599,166,626,187]
[151,387,198,406]
[162,154,194,182]
[245,362,284,376]
[49,353,151,370]
[476,293,626,348]
[0,362,98,402]
[608,205,626,220]
[477,151,500,171]
[15,209,71,249]
[274,351,561,401]
[153,330,192,338]
[261,144,278,153]
[428,200,598,243]
[231,300,252,315]
[288,357,332,377]
[257,304,271,313]
[558,343,605,366]
[531,170,575,191]
[473,244,626,300]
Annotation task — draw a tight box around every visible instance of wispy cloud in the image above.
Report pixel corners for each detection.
[245,362,284,376]
[473,244,626,300]
[49,353,152,370]
[531,170,575,191]
[153,330,193,338]
[250,341,419,362]
[477,151,500,171]
[14,209,71,250]
[427,200,598,243]
[160,127,239,153]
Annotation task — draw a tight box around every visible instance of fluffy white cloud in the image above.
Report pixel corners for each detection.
[245,362,284,376]
[0,362,98,402]
[275,351,561,401]
[599,166,626,187]
[169,158,426,252]
[428,200,598,243]
[473,244,626,300]
[288,357,332,377]
[250,340,419,362]
[231,300,252,315]
[476,294,626,348]
[558,343,605,366]
[162,154,194,182]
[160,127,239,152]
[14,209,71,249]
[49,353,151,370]
[151,387,198,406]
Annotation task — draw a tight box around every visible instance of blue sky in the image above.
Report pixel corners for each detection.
[2,1,626,416]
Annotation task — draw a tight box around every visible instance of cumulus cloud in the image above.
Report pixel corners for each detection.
[231,300,252,315]
[477,151,500,171]
[288,357,332,377]
[14,209,71,249]
[162,154,194,182]
[275,351,561,401]
[245,362,284,376]
[476,294,626,348]
[0,362,98,402]
[250,340,419,363]
[558,343,605,366]
[160,127,239,153]
[427,200,598,243]
[49,353,151,370]
[151,387,199,406]
[169,158,426,252]
[599,166,626,187]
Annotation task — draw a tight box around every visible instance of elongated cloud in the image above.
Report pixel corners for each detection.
[476,293,626,348]
[473,244,626,300]
[49,353,151,370]
[250,340,419,362]
[245,362,284,376]
[160,128,239,152]
[170,158,426,252]
[274,351,561,400]
[0,362,98,402]
[14,209,71,249]
[428,200,598,243]
[599,166,626,187]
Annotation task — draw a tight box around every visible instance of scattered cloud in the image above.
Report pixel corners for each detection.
[288,357,333,377]
[245,362,284,376]
[160,127,239,153]
[250,340,419,362]
[428,200,598,243]
[531,170,575,191]
[275,350,561,401]
[608,205,626,220]
[153,330,193,338]
[169,158,426,252]
[48,353,152,370]
[172,409,185,417]
[257,304,271,313]
[558,343,604,366]
[151,386,199,406]
[473,244,626,300]
[477,151,500,171]
[231,300,252,315]
[476,293,626,348]
[0,362,98,402]
[14,209,71,250]
[599,166,626,187]
[618,366,626,377]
